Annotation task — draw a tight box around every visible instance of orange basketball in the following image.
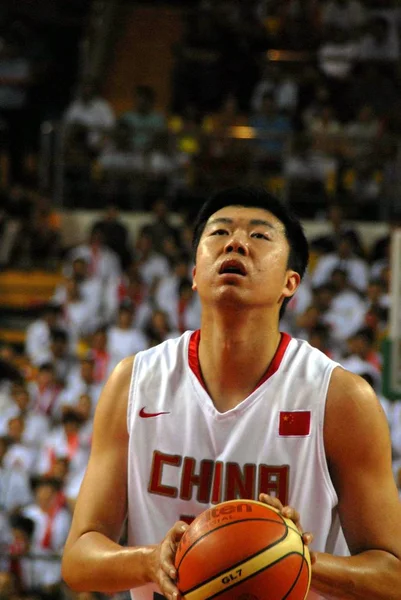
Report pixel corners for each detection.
[175,499,311,600]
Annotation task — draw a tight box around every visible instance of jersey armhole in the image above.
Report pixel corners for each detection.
[127,354,139,435]
[316,363,340,508]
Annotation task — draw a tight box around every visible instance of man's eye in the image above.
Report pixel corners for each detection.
[211,229,229,236]
[251,232,269,240]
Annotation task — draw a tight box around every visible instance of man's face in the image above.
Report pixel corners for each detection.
[118,308,133,329]
[73,259,88,281]
[44,309,58,327]
[338,238,352,258]
[81,361,94,382]
[37,369,53,387]
[35,483,56,511]
[193,206,299,311]
[8,417,24,442]
[15,391,30,411]
[52,339,67,357]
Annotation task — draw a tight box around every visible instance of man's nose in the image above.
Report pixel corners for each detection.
[224,236,249,256]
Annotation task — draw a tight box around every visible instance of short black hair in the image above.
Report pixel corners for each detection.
[30,475,62,492]
[352,327,376,345]
[61,409,84,425]
[9,514,35,538]
[360,372,376,388]
[38,362,54,373]
[50,328,68,343]
[192,186,309,318]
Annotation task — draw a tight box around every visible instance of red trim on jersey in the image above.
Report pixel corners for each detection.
[188,330,204,387]
[188,330,291,393]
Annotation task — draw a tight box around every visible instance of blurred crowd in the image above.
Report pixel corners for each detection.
[1,0,401,599]
[57,0,401,217]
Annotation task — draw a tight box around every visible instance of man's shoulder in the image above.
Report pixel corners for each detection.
[327,366,378,409]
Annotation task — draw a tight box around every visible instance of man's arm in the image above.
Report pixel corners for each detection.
[312,367,401,599]
[61,357,186,597]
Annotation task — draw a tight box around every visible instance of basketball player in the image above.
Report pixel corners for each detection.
[62,187,401,600]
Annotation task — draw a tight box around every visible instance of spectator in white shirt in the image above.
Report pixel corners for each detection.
[0,436,32,513]
[107,301,148,373]
[91,203,133,269]
[155,254,192,323]
[322,268,366,345]
[0,380,26,436]
[342,327,382,373]
[56,355,103,419]
[6,513,35,594]
[3,388,50,450]
[55,257,103,325]
[3,416,37,473]
[66,226,121,292]
[27,363,63,419]
[60,277,99,354]
[48,329,77,385]
[36,410,90,489]
[88,328,110,385]
[105,265,153,328]
[25,304,63,367]
[22,476,71,594]
[312,233,369,293]
[318,27,359,80]
[64,79,116,151]
[135,226,170,292]
[73,393,93,447]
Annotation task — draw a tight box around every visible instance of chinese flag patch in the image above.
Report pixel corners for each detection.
[279,411,311,436]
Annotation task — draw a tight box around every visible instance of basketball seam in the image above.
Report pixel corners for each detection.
[205,551,306,600]
[176,517,287,572]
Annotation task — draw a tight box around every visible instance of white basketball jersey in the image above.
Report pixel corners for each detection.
[127,331,349,600]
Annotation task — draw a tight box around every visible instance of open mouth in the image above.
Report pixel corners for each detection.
[219,260,247,276]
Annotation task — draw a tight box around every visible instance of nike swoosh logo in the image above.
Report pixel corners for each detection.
[139,407,170,419]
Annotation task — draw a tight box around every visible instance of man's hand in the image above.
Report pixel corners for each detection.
[147,521,189,600]
[259,493,316,563]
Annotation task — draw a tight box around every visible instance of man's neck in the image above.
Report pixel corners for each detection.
[198,308,281,413]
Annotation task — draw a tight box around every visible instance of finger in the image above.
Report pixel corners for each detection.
[158,568,182,600]
[170,521,189,542]
[159,542,178,580]
[302,532,314,546]
[309,550,317,565]
[259,493,284,513]
[160,523,188,578]
[282,505,302,527]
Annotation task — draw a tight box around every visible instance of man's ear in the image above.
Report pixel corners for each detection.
[192,265,197,291]
[282,270,301,299]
